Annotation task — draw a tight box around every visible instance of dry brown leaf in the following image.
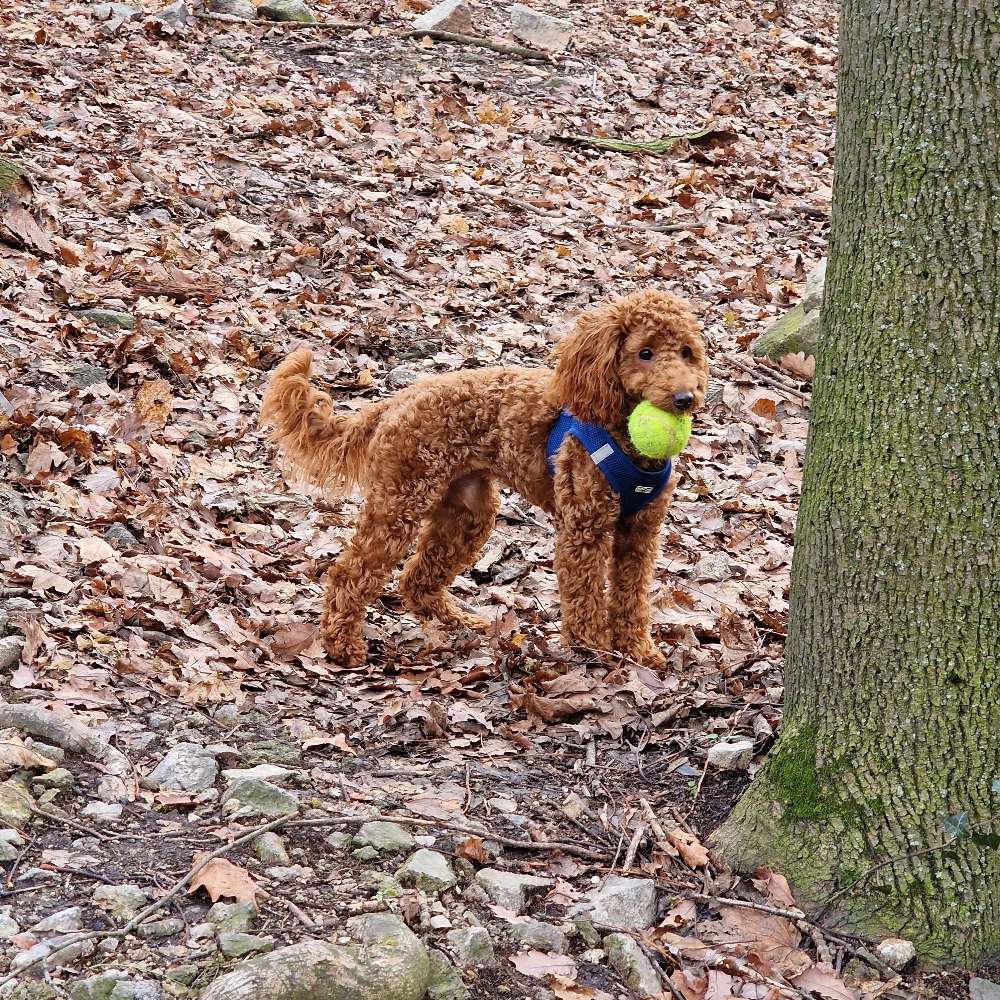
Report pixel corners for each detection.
[753,866,800,909]
[510,950,577,980]
[189,855,258,904]
[0,736,57,773]
[779,351,816,380]
[135,379,173,431]
[549,976,612,1000]
[700,905,810,978]
[666,827,710,868]
[791,965,860,999]
[212,214,271,250]
[456,835,490,864]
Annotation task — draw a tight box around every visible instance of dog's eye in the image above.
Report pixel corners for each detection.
[680,345,693,360]
[638,348,654,361]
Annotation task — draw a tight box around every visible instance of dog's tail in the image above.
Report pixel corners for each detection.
[259,349,384,493]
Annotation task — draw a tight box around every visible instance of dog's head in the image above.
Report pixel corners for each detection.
[549,289,708,427]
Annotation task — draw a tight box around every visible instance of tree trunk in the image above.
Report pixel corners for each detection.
[712,0,1000,966]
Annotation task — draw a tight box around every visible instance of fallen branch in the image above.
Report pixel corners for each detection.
[400,29,553,63]
[198,12,362,29]
[728,356,810,404]
[0,704,134,801]
[30,805,122,844]
[0,813,297,987]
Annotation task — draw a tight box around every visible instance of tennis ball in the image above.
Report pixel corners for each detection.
[627,401,692,460]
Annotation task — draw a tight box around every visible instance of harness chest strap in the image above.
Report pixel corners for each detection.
[545,410,673,518]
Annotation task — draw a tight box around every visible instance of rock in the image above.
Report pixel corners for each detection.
[397,849,457,892]
[219,933,275,958]
[201,912,430,1000]
[511,919,568,953]
[148,742,218,792]
[266,864,314,883]
[254,831,290,865]
[509,3,572,52]
[34,768,75,790]
[104,523,140,550]
[165,965,200,985]
[77,308,135,330]
[0,834,19,862]
[91,3,141,33]
[353,845,380,861]
[0,779,32,826]
[222,778,299,818]
[579,947,605,964]
[801,257,827,313]
[146,712,171,731]
[222,764,297,785]
[706,738,754,771]
[68,970,162,1000]
[209,0,255,16]
[971,978,1000,1000]
[876,937,916,970]
[446,926,495,969]
[151,0,192,29]
[692,551,730,583]
[412,0,473,33]
[355,821,416,853]
[426,949,469,1000]
[29,906,83,934]
[68,363,111,389]
[12,934,96,973]
[0,635,24,670]
[0,904,20,940]
[239,739,301,767]
[570,876,658,931]
[206,901,258,933]
[429,914,452,930]
[752,303,821,362]
[92,884,149,920]
[81,801,123,824]
[326,831,354,851]
[257,0,316,23]
[138,917,184,939]
[474,869,553,914]
[604,933,660,996]
[574,916,602,947]
[461,883,490,905]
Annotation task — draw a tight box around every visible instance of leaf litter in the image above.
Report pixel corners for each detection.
[0,0,950,997]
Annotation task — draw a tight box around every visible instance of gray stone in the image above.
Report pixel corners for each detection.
[397,849,457,892]
[148,743,218,792]
[104,523,140,550]
[152,0,192,29]
[77,308,135,330]
[222,777,299,818]
[355,821,416,853]
[326,831,354,850]
[0,779,32,826]
[693,551,730,583]
[0,828,24,848]
[165,965,200,985]
[573,915,602,947]
[706,738,754,771]
[34,768,75,790]
[219,932,275,958]
[68,363,111,388]
[604,933,661,996]
[446,926,495,969]
[206,900,257,934]
[0,635,24,670]
[222,764,297,784]
[68,970,162,1000]
[570,876,658,930]
[12,934,95,973]
[257,0,315,22]
[254,831,290,865]
[239,739,301,767]
[91,4,141,34]
[92,884,149,920]
[509,3,572,52]
[802,257,827,313]
[147,712,171,730]
[0,904,20,940]
[0,839,18,862]
[209,0,255,16]
[353,845,380,861]
[752,303,822,361]
[512,919,569,953]
[875,937,916,970]
[81,801,123,824]
[474,869,553,914]
[412,0,472,33]
[138,917,183,939]
[426,949,469,1000]
[971,978,1000,1000]
[29,906,83,934]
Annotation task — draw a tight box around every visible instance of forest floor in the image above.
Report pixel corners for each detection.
[0,1,973,998]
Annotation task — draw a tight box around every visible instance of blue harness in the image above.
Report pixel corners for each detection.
[546,410,672,518]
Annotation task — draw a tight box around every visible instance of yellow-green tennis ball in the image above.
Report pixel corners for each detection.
[627,401,692,460]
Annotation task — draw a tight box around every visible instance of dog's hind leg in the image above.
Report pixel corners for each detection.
[399,472,500,632]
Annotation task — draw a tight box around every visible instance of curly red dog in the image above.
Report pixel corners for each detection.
[261,289,707,668]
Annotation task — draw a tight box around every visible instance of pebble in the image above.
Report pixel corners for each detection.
[92,884,149,920]
[412,0,472,33]
[326,831,354,850]
[604,933,661,996]
[397,849,457,892]
[218,932,275,957]
[138,917,184,939]
[0,635,24,670]
[35,768,76,790]
[475,869,553,914]
[354,820,416,853]
[707,738,755,771]
[104,522,140,549]
[512,919,569,953]
[257,0,315,22]
[221,777,299,818]
[148,742,219,792]
[29,906,83,934]
[446,926,496,969]
[0,779,33,827]
[876,937,916,970]
[254,831,290,865]
[80,802,123,824]
[509,3,572,52]
[0,905,20,940]
[569,876,658,930]
[206,901,258,933]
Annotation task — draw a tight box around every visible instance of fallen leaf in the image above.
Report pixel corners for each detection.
[666,827,710,868]
[135,379,174,431]
[510,950,577,980]
[0,736,56,773]
[189,855,258,904]
[779,351,816,380]
[212,214,272,250]
[456,835,490,863]
[791,965,860,999]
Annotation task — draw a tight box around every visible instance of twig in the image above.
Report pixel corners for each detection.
[621,821,646,872]
[680,757,710,822]
[400,29,553,63]
[728,355,811,403]
[0,813,296,987]
[198,12,361,29]
[30,805,122,843]
[5,834,32,888]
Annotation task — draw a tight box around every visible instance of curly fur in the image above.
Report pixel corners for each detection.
[260,289,708,668]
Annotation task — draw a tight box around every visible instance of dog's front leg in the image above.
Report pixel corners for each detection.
[607,481,676,669]
[552,450,617,651]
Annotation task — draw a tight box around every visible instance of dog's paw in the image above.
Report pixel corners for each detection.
[619,637,667,670]
[322,631,368,667]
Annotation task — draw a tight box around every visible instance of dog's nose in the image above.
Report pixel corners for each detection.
[672,391,694,412]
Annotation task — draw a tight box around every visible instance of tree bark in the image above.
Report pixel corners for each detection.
[712,0,1000,966]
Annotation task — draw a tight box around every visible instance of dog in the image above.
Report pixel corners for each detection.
[260,289,707,668]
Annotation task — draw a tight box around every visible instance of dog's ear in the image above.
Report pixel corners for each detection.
[549,299,627,426]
